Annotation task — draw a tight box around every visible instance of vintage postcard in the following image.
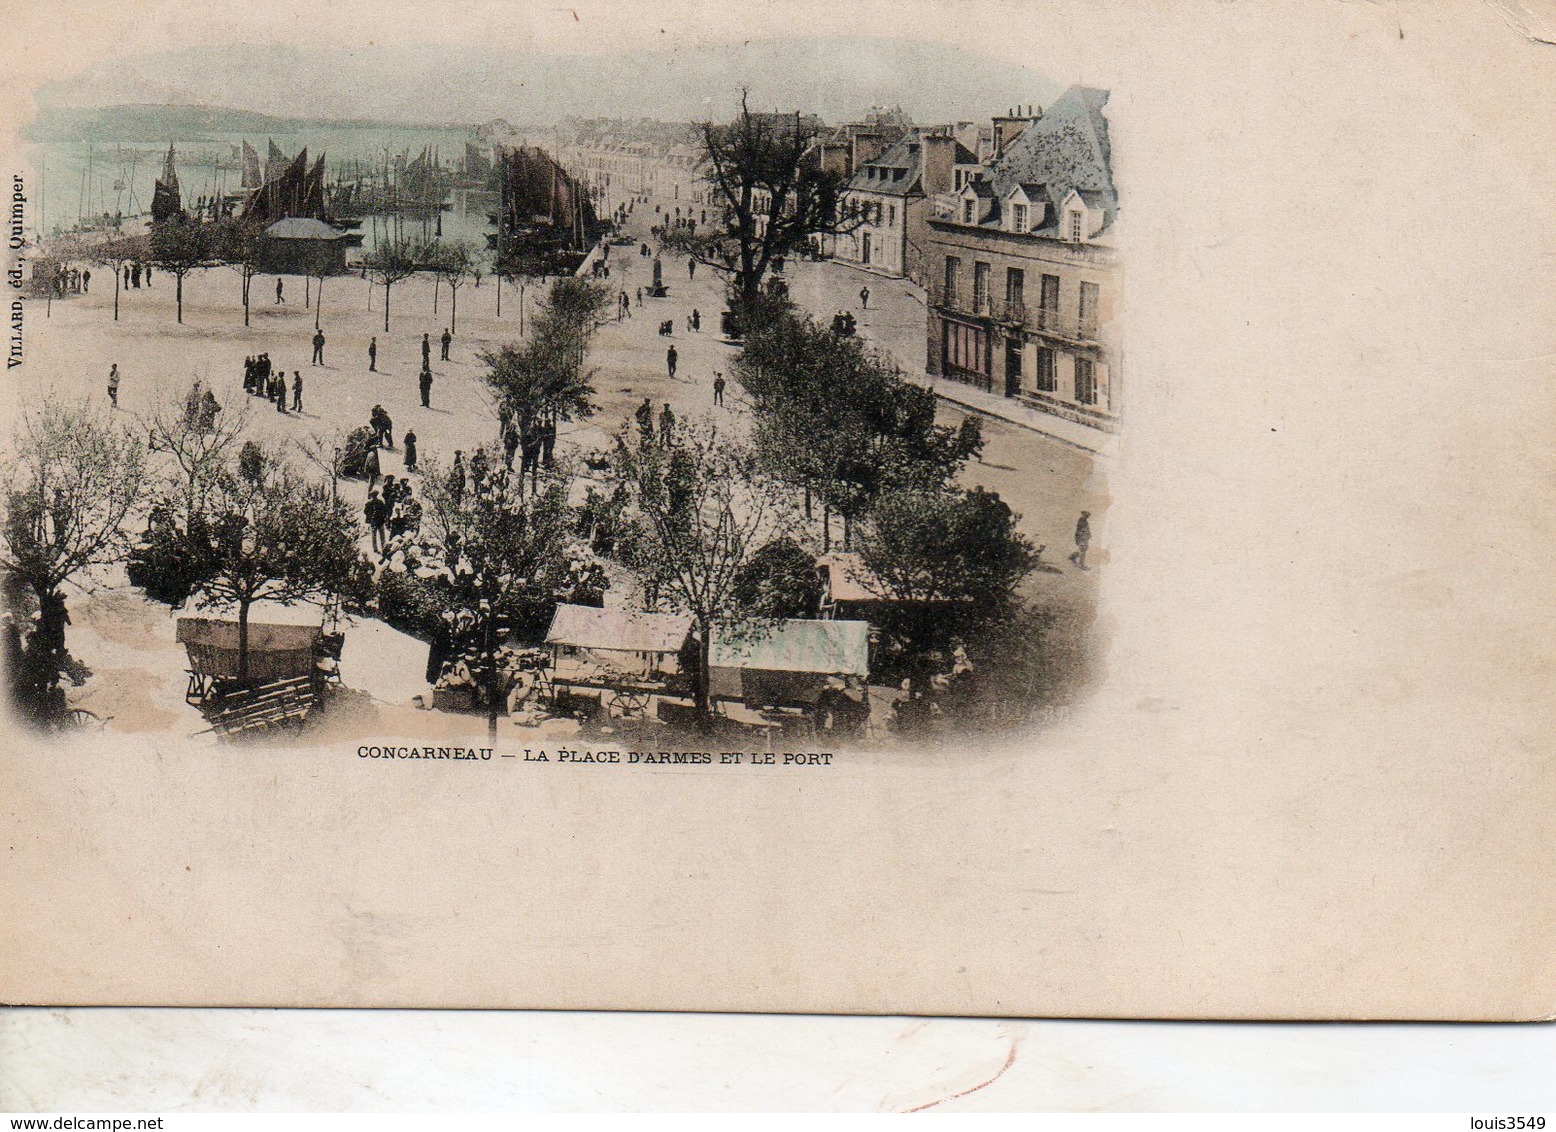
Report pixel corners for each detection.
[0,0,1552,1018]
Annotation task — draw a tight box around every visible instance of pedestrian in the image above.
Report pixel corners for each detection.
[540,418,556,467]
[502,421,519,469]
[659,402,675,441]
[312,329,325,365]
[450,451,466,503]
[666,344,677,380]
[106,363,120,408]
[144,264,152,287]
[691,308,701,332]
[419,365,433,408]
[403,430,418,472]
[859,285,870,310]
[421,332,431,366]
[242,356,254,394]
[368,336,378,372]
[364,490,387,552]
[440,327,451,361]
[1069,511,1092,570]
[635,287,642,306]
[275,277,284,304]
[273,372,287,414]
[199,389,221,431]
[131,263,141,288]
[81,268,90,293]
[364,444,382,489]
[291,371,303,412]
[635,397,654,441]
[688,259,696,280]
[712,373,725,406]
[123,265,131,290]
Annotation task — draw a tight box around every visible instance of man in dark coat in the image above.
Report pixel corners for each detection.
[1069,511,1092,570]
[291,371,303,413]
[403,430,418,472]
[312,329,325,365]
[635,397,654,441]
[364,490,387,552]
[421,332,431,366]
[419,365,433,408]
[666,344,677,379]
[440,328,451,361]
[368,337,378,372]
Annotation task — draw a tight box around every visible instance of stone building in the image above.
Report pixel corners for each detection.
[925,86,1121,431]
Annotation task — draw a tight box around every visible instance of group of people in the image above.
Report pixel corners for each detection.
[182,379,222,432]
[49,265,90,296]
[497,411,558,481]
[363,475,422,553]
[634,397,677,443]
[243,353,302,414]
[829,309,858,336]
[123,263,152,289]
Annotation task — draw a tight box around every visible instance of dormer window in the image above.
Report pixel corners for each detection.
[1067,209,1083,242]
[1011,203,1028,232]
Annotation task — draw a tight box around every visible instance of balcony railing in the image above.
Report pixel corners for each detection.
[930,284,1102,343]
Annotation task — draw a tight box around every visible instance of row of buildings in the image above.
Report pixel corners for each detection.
[551,88,1121,434]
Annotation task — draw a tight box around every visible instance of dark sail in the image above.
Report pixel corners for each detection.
[151,142,182,222]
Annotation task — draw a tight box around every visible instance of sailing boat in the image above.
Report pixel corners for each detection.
[151,143,182,222]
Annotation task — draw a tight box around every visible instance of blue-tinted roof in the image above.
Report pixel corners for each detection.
[987,85,1116,235]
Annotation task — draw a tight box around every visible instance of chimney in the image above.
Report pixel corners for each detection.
[921,133,956,195]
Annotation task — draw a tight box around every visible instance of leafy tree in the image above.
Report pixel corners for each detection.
[731,537,823,619]
[381,456,606,740]
[737,309,968,547]
[0,401,146,727]
[611,419,799,727]
[478,277,613,440]
[149,215,214,324]
[128,443,367,681]
[86,233,151,322]
[671,92,859,313]
[212,218,265,327]
[363,236,422,333]
[855,486,1036,694]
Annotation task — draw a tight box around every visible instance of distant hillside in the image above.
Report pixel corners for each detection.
[24,104,471,143]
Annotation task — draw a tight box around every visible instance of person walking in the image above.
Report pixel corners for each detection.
[540,418,556,468]
[368,336,378,372]
[635,287,642,307]
[440,328,451,361]
[363,443,382,490]
[666,344,677,380]
[130,263,141,289]
[272,371,287,414]
[364,491,387,553]
[635,397,655,441]
[81,268,90,293]
[421,332,431,367]
[691,308,701,332]
[712,373,725,407]
[123,265,131,290]
[106,363,120,408]
[144,264,152,287]
[419,365,433,408]
[402,430,418,472]
[659,402,676,441]
[291,371,303,413]
[688,258,696,280]
[859,285,870,310]
[311,329,325,366]
[274,277,285,304]
[1069,511,1092,570]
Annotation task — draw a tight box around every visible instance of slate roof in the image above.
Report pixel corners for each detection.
[849,133,982,195]
[984,85,1116,236]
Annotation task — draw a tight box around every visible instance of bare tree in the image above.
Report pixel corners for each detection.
[672,92,859,317]
[212,218,264,327]
[149,215,214,324]
[0,400,146,726]
[86,233,151,322]
[427,240,476,333]
[363,236,423,333]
